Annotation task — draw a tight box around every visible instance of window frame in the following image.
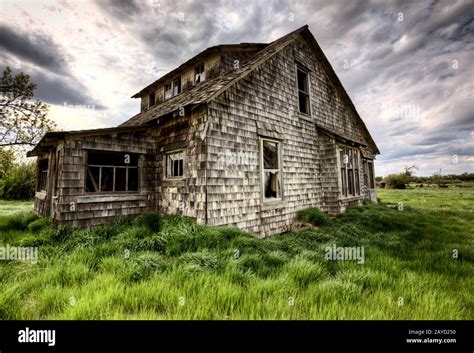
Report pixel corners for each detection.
[362,158,375,189]
[194,63,205,85]
[164,82,172,100]
[172,77,181,96]
[165,150,185,179]
[296,65,311,116]
[367,160,375,189]
[85,150,140,194]
[148,91,156,108]
[260,138,283,203]
[37,158,49,192]
[338,145,361,198]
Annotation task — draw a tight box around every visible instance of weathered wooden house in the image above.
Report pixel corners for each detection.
[28,25,379,236]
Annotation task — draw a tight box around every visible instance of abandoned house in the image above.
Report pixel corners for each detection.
[28,25,379,236]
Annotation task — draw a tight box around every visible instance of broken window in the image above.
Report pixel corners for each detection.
[85,151,139,193]
[173,77,181,96]
[262,139,281,200]
[164,83,172,100]
[194,63,205,84]
[148,91,156,107]
[340,146,360,197]
[38,158,48,191]
[297,68,310,114]
[166,151,184,178]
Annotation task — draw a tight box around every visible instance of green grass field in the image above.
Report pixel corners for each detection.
[0,188,472,320]
[0,200,34,215]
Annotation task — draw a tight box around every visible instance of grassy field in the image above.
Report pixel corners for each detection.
[0,188,472,320]
[0,199,34,215]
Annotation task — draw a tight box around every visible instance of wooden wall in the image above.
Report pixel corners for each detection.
[51,130,156,228]
[204,35,375,236]
[153,107,208,222]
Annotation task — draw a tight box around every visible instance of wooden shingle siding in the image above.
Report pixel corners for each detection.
[31,26,378,236]
[204,36,370,236]
[48,131,156,228]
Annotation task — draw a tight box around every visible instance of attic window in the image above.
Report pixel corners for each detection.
[164,83,172,100]
[297,68,310,115]
[166,151,184,178]
[148,92,156,107]
[173,77,181,96]
[194,63,205,84]
[261,139,282,201]
[37,158,48,192]
[86,151,139,193]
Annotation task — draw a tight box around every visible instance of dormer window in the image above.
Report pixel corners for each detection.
[164,83,172,100]
[148,92,156,108]
[194,63,205,84]
[173,77,181,96]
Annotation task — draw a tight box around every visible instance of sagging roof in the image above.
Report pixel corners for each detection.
[120,25,309,128]
[27,126,147,157]
[131,43,267,99]
[120,25,379,154]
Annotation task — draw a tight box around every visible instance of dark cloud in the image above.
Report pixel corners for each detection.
[95,0,143,21]
[0,24,69,74]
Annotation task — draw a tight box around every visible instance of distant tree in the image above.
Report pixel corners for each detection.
[403,165,418,176]
[0,162,35,200]
[0,67,55,147]
[385,173,409,189]
[432,171,442,187]
[0,147,15,179]
[375,176,383,182]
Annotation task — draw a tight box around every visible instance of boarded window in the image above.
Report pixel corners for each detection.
[164,83,172,100]
[194,63,205,84]
[340,146,360,197]
[173,77,181,96]
[297,68,310,114]
[166,151,184,178]
[86,151,139,193]
[262,140,281,200]
[148,92,156,107]
[38,158,48,191]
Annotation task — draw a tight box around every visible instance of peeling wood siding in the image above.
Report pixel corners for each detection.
[204,37,373,236]
[52,131,156,228]
[154,108,207,222]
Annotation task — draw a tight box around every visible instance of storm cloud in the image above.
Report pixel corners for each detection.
[0,0,472,175]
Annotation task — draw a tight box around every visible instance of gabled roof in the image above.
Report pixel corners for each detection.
[131,43,267,99]
[120,25,379,154]
[120,25,308,128]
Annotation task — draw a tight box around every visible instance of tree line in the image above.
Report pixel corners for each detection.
[0,67,55,199]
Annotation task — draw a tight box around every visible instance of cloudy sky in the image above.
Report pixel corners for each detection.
[0,0,472,176]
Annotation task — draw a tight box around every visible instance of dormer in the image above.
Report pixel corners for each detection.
[133,43,267,112]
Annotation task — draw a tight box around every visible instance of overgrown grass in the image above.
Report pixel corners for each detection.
[0,188,472,320]
[0,199,33,215]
